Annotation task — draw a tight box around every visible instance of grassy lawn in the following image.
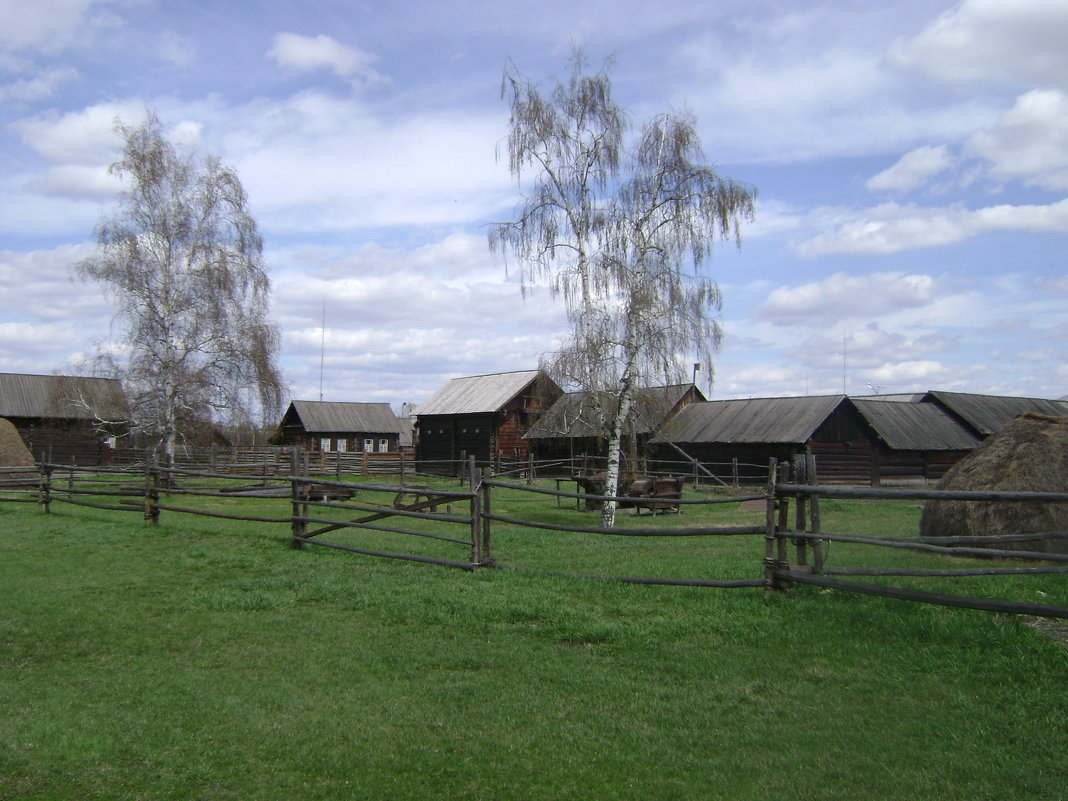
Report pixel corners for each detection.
[1,476,1066,800]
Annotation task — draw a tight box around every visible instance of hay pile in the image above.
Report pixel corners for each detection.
[0,417,37,485]
[919,412,1068,554]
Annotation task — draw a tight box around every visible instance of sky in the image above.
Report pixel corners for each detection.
[1,0,1066,414]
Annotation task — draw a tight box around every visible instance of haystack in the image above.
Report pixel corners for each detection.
[919,412,1068,554]
[0,417,37,485]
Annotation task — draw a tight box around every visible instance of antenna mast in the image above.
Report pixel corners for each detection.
[319,301,326,402]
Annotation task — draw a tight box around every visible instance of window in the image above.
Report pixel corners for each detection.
[337,438,348,453]
[378,438,388,453]
[364,438,374,452]
[320,437,331,452]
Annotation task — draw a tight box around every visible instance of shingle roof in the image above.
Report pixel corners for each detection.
[652,395,847,444]
[285,401,404,434]
[851,398,980,451]
[0,372,127,421]
[526,384,701,438]
[414,370,549,416]
[926,391,1068,436]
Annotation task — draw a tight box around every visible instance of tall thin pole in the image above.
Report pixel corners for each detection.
[318,300,326,402]
[842,332,847,395]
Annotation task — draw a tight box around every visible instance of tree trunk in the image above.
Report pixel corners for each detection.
[601,374,636,529]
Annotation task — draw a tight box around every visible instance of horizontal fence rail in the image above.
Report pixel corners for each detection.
[767,455,1068,619]
[4,451,1066,620]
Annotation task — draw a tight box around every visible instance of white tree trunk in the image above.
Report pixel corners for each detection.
[600,372,636,529]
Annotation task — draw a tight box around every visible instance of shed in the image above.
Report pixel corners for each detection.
[922,391,1068,437]
[526,383,705,468]
[649,395,870,483]
[0,372,128,465]
[414,370,561,472]
[850,398,980,484]
[277,400,406,453]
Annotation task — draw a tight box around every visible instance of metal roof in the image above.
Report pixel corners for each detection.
[851,398,980,451]
[652,395,847,444]
[0,372,127,421]
[284,400,404,434]
[526,384,702,438]
[414,370,549,416]
[926,391,1068,436]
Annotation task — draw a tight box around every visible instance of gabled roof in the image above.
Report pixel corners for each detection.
[851,398,980,451]
[283,400,404,434]
[526,384,703,439]
[925,391,1068,436]
[414,370,553,416]
[652,395,847,445]
[0,372,127,421]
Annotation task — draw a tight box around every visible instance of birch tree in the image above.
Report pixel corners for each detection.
[488,50,625,397]
[76,113,284,462]
[595,113,755,526]
[491,55,755,527]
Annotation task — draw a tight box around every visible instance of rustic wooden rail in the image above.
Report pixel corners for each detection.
[5,454,1066,618]
[766,457,1068,619]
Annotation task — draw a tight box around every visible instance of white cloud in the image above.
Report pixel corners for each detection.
[222,92,507,231]
[796,198,1068,257]
[866,145,954,193]
[0,66,78,102]
[756,271,938,325]
[964,89,1068,191]
[889,0,1068,89]
[12,102,142,165]
[0,0,108,53]
[267,33,386,89]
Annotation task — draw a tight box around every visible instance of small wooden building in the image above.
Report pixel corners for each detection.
[0,372,128,465]
[921,391,1068,438]
[526,383,705,468]
[849,398,980,484]
[649,395,869,483]
[277,400,406,453]
[414,370,561,472]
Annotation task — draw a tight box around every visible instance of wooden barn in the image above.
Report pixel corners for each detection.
[0,372,128,465]
[277,400,407,453]
[414,370,561,473]
[649,390,1068,486]
[849,398,980,484]
[921,390,1068,438]
[649,395,869,483]
[525,383,705,468]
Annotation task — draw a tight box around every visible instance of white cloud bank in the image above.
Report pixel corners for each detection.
[889,0,1068,89]
[267,33,387,90]
[795,198,1068,257]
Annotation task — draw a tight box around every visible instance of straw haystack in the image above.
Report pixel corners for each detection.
[919,413,1068,554]
[0,417,37,484]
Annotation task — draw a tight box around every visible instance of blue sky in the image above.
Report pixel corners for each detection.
[1,0,1065,410]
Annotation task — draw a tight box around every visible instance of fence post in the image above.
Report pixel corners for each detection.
[793,456,809,568]
[732,458,739,489]
[469,455,482,566]
[480,466,492,565]
[144,456,160,526]
[806,453,824,574]
[763,457,782,596]
[290,447,305,548]
[38,463,52,514]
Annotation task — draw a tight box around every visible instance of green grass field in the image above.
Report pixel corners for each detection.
[2,477,1066,800]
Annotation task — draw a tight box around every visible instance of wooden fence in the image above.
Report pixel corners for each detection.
[764,456,1068,618]
[3,455,1066,620]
